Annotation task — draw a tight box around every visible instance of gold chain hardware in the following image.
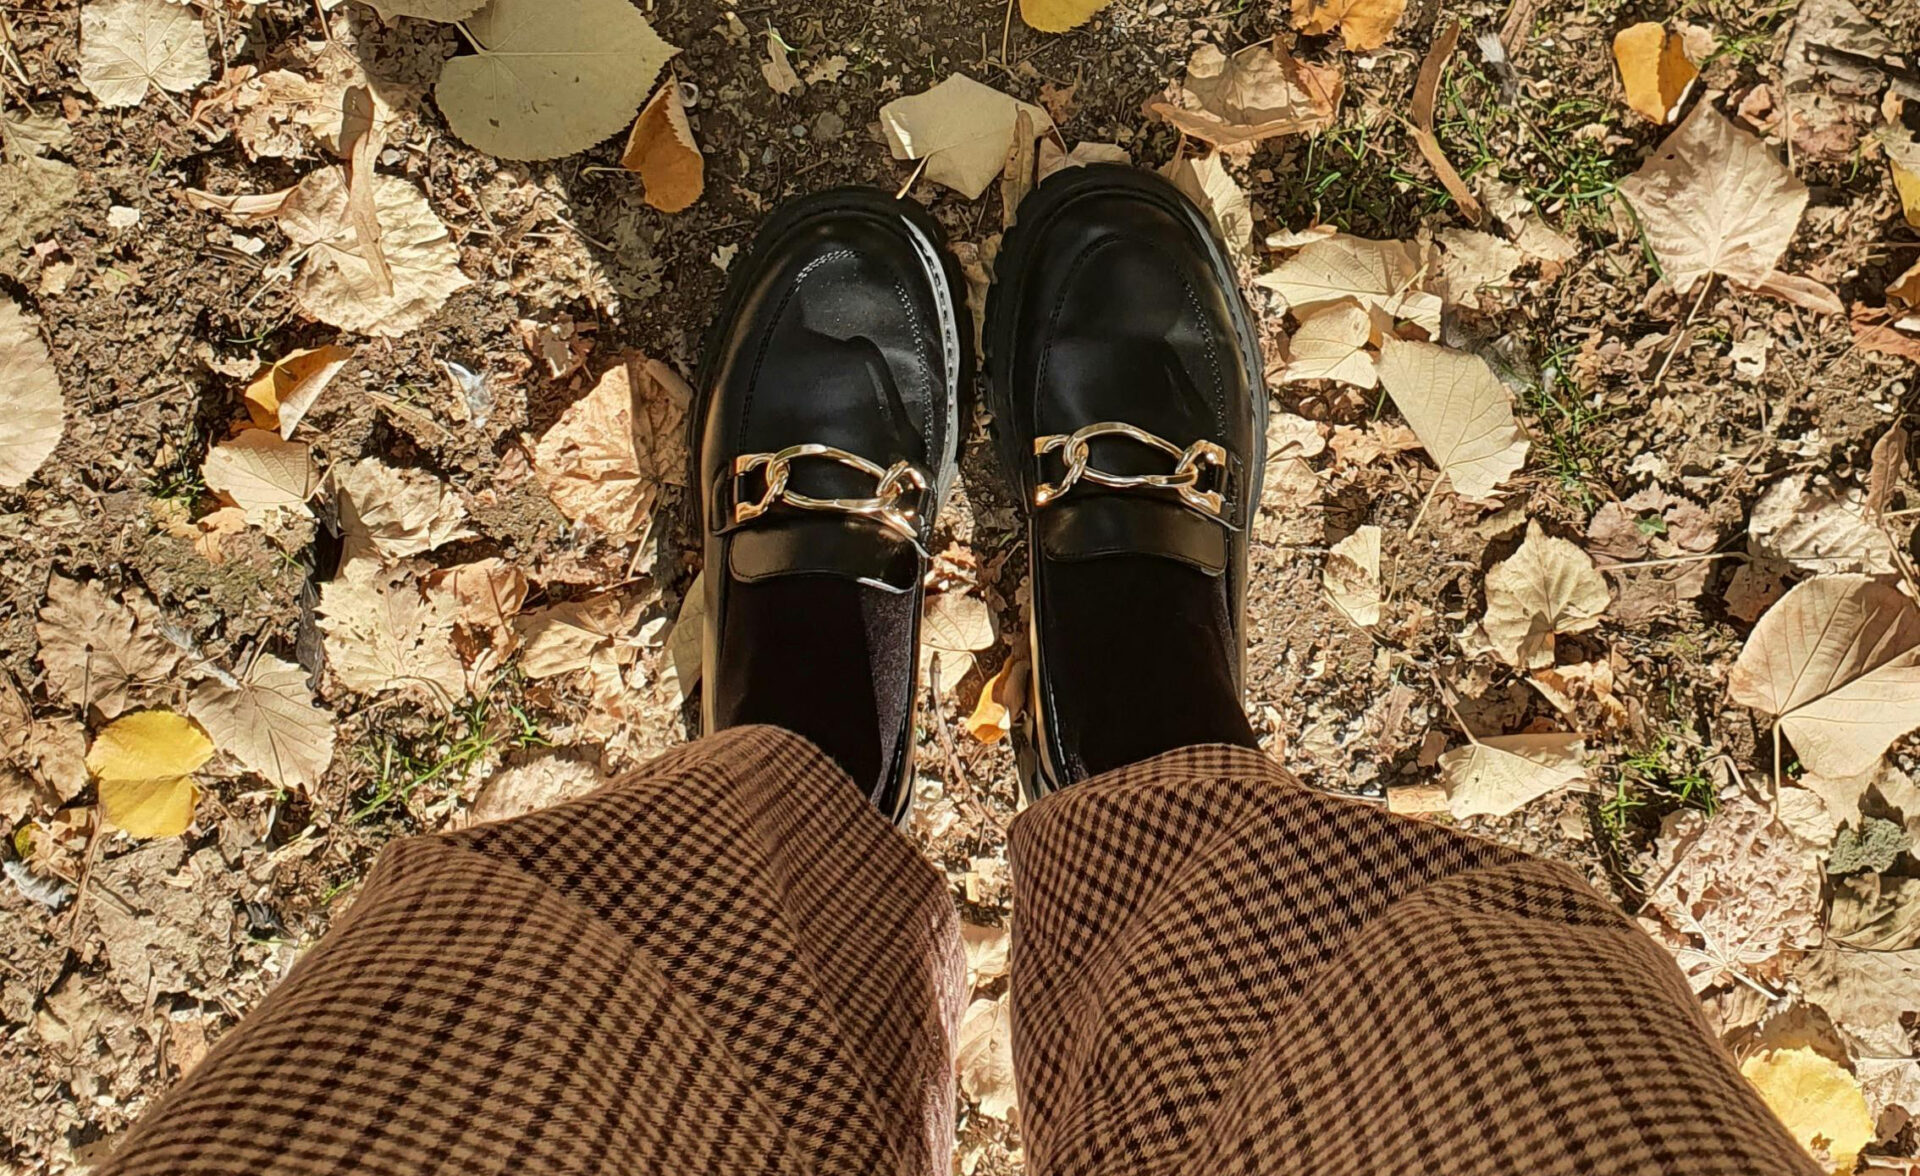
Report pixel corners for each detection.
[732,444,928,541]
[1032,422,1229,518]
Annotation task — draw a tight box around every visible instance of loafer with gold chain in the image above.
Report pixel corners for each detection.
[695,188,968,822]
[984,165,1266,800]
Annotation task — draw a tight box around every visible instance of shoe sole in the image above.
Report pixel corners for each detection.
[982,164,1268,799]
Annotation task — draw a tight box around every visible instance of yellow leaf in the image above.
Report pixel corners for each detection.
[1889,135,1920,229]
[85,711,213,839]
[1290,0,1405,52]
[242,344,354,436]
[1019,0,1114,33]
[621,81,704,214]
[964,660,1026,745]
[1739,1048,1874,1175]
[1612,23,1698,124]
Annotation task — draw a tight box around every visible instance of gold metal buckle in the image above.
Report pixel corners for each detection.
[732,444,928,542]
[1033,421,1230,518]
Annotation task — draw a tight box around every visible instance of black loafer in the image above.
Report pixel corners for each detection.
[695,189,968,821]
[984,165,1265,800]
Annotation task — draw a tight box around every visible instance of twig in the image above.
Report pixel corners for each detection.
[1649,273,1715,389]
[895,157,929,200]
[1000,0,1015,73]
[0,9,29,86]
[927,654,972,796]
[1596,551,1746,572]
[65,823,102,952]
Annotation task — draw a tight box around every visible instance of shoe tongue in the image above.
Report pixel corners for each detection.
[728,517,921,593]
[1037,496,1227,576]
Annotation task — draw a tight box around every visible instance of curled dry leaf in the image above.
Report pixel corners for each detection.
[1747,474,1898,576]
[1147,41,1341,152]
[427,558,529,676]
[1255,234,1441,335]
[1738,1048,1874,1176]
[1323,525,1383,628]
[1291,0,1404,51]
[1729,574,1920,779]
[1886,131,1920,230]
[1036,140,1130,181]
[515,594,642,680]
[622,81,704,214]
[1437,732,1587,819]
[0,299,64,488]
[333,457,473,568]
[1409,21,1483,225]
[1164,151,1252,259]
[276,168,470,337]
[1481,522,1610,670]
[242,345,353,437]
[965,657,1027,745]
[1865,420,1910,520]
[86,710,212,840]
[201,430,320,522]
[760,32,803,97]
[533,354,690,543]
[1020,0,1114,33]
[316,564,467,709]
[78,0,211,108]
[1375,338,1529,500]
[187,653,335,793]
[436,0,678,161]
[665,571,706,704]
[1282,299,1376,388]
[36,576,182,719]
[881,75,1055,201]
[1612,23,1699,124]
[0,106,80,267]
[956,996,1018,1120]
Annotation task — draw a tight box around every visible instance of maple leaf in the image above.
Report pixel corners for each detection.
[187,654,336,794]
[333,457,473,568]
[36,576,182,717]
[1481,522,1611,670]
[533,354,690,543]
[316,564,467,709]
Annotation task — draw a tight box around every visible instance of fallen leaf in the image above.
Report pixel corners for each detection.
[338,85,392,299]
[1438,732,1587,819]
[211,51,389,161]
[78,0,211,108]
[760,32,803,96]
[1020,0,1113,32]
[427,558,529,675]
[516,594,641,679]
[466,754,605,824]
[333,457,473,567]
[1889,259,1920,311]
[317,564,467,708]
[1751,270,1843,316]
[187,654,335,793]
[622,80,704,213]
[365,0,487,19]
[1729,575,1920,780]
[1748,474,1898,576]
[1291,0,1404,51]
[1000,109,1037,229]
[1829,872,1920,952]
[1481,522,1611,669]
[201,430,319,522]
[1409,21,1484,225]
[0,107,80,267]
[276,167,471,337]
[533,354,690,543]
[86,710,212,839]
[1376,338,1530,500]
[923,592,997,690]
[880,75,1055,200]
[956,996,1017,1119]
[665,571,706,704]
[1255,234,1441,334]
[1852,305,1920,362]
[0,299,63,487]
[1147,41,1340,152]
[1887,132,1920,229]
[1617,103,1809,294]
[1739,1048,1874,1176]
[1613,23,1699,124]
[1865,420,1909,520]
[805,55,849,86]
[1324,525,1383,627]
[36,576,183,717]
[1036,139,1130,181]
[1434,229,1523,302]
[1282,299,1376,388]
[964,658,1026,745]
[436,0,678,161]
[1164,151,1252,259]
[961,923,1011,989]
[241,345,354,437]
[1586,487,1718,621]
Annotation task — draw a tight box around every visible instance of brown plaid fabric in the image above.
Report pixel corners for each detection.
[98,730,1816,1176]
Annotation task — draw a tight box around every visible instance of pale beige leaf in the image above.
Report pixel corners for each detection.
[516,594,644,681]
[1481,521,1610,669]
[201,429,319,521]
[621,81,704,214]
[1828,873,1920,951]
[277,167,470,338]
[665,572,706,704]
[1612,23,1698,124]
[1751,270,1843,316]
[187,654,335,793]
[316,564,467,708]
[0,153,80,262]
[334,457,472,567]
[1747,474,1897,576]
[435,0,678,161]
[1375,338,1529,500]
[880,75,1055,200]
[1739,1048,1874,1176]
[1324,525,1382,628]
[924,593,996,653]
[956,996,1017,1120]
[533,355,689,542]
[1438,732,1587,819]
[78,0,211,108]
[36,576,182,717]
[1434,228,1523,301]
[426,558,528,674]
[466,754,605,825]
[1036,140,1131,180]
[1616,103,1809,294]
[1147,42,1340,151]
[1729,575,1920,779]
[1255,234,1441,334]
[1795,945,1920,1088]
[1164,151,1252,259]
[1291,0,1404,51]
[1282,299,1376,388]
[1266,412,1327,461]
[961,923,1011,990]
[365,0,487,19]
[0,299,63,487]
[241,344,354,437]
[760,33,803,96]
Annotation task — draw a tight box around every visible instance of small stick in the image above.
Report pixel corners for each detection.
[1596,551,1746,572]
[1649,273,1715,389]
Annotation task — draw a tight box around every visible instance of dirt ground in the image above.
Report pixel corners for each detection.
[3,0,1919,1170]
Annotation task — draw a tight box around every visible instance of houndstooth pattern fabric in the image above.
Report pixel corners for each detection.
[99,731,1817,1176]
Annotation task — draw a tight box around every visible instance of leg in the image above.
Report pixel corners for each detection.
[97,728,965,1176]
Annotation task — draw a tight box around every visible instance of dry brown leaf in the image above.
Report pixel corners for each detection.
[1889,259,1920,311]
[1255,234,1441,334]
[516,594,642,680]
[333,457,472,567]
[1020,0,1114,32]
[1612,23,1699,124]
[1729,575,1920,779]
[0,298,63,488]
[78,0,211,108]
[1164,151,1252,259]
[1616,103,1809,295]
[1829,873,1920,952]
[1324,525,1383,628]
[1282,299,1376,388]
[1147,41,1340,152]
[276,167,470,338]
[1586,487,1718,622]
[1480,522,1610,669]
[1866,420,1910,520]
[1739,1048,1875,1176]
[1409,21,1484,225]
[622,81,704,214]
[1291,0,1404,51]
[965,658,1027,745]
[665,571,706,704]
[1438,732,1587,819]
[0,107,79,277]
[956,996,1017,1120]
[880,75,1054,200]
[338,85,392,300]
[1434,229,1523,302]
[1797,944,1920,1058]
[1751,270,1844,316]
[1748,474,1898,576]
[425,559,528,677]
[761,32,804,96]
[36,576,182,717]
[1852,305,1920,362]
[187,653,335,793]
[1887,132,1920,230]
[316,563,467,708]
[241,345,353,438]
[961,923,1011,989]
[923,592,996,691]
[466,754,605,825]
[1376,338,1529,500]
[201,429,319,522]
[533,354,690,543]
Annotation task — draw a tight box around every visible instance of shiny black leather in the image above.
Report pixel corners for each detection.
[985,165,1265,798]
[696,188,966,820]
